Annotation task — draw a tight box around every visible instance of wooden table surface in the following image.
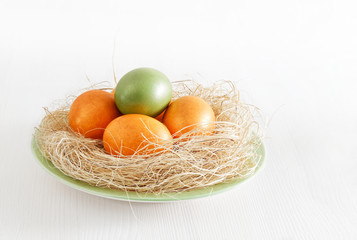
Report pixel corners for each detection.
[1,0,356,239]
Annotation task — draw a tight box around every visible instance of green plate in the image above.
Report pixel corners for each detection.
[32,137,265,202]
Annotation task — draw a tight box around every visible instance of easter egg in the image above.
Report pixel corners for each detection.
[162,96,215,138]
[114,68,172,117]
[103,114,173,156]
[69,90,121,139]
[155,100,172,122]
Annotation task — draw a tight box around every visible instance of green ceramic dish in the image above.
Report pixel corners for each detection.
[32,137,265,202]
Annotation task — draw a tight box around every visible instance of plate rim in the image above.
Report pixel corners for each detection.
[31,135,266,202]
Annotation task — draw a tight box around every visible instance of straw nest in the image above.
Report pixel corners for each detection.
[34,80,263,194]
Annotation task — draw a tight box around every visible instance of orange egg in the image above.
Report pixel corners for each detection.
[103,114,173,156]
[69,90,121,139]
[155,100,172,122]
[162,96,215,138]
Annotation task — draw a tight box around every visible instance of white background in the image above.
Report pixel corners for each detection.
[1,0,357,239]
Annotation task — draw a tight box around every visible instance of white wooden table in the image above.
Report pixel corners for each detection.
[1,0,356,239]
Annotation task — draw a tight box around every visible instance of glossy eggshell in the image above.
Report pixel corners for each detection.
[155,100,172,122]
[103,114,173,156]
[114,68,172,117]
[69,90,121,139]
[162,96,216,138]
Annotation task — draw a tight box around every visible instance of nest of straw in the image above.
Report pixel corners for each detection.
[34,80,262,194]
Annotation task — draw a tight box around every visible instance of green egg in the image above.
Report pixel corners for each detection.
[114,68,172,117]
